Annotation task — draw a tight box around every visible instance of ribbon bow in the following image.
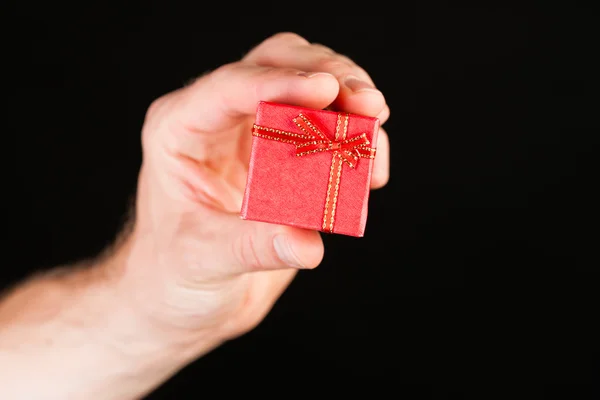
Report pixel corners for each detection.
[253,113,375,168]
[252,112,376,233]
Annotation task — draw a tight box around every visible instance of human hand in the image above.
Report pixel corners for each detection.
[116,32,391,351]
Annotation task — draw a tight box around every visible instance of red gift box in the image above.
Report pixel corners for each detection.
[240,101,379,237]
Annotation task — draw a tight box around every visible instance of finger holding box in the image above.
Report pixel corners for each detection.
[243,32,389,120]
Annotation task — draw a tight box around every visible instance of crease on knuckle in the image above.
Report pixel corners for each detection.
[255,67,297,99]
[258,66,287,78]
[319,57,353,75]
[323,54,373,82]
[234,230,265,272]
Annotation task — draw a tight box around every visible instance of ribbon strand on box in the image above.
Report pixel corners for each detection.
[252,113,377,233]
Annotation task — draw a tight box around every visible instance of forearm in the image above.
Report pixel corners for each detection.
[0,235,216,400]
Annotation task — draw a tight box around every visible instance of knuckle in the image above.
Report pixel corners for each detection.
[145,95,166,120]
[211,61,242,79]
[311,43,335,54]
[183,70,211,88]
[338,54,359,67]
[141,95,168,152]
[355,64,372,80]
[319,57,353,73]
[268,31,308,45]
[261,66,299,78]
[245,32,308,61]
[256,65,280,76]
[233,231,267,272]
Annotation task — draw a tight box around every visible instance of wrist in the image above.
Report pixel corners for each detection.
[108,223,225,348]
[0,229,219,399]
[89,230,222,392]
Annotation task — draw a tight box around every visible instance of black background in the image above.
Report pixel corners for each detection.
[4,3,599,399]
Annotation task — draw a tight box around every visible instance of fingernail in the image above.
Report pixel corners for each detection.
[344,74,379,93]
[298,71,334,79]
[273,234,306,268]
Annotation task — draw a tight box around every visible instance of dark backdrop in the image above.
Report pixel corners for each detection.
[5,4,598,399]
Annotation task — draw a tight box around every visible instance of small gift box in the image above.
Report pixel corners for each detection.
[241,101,379,237]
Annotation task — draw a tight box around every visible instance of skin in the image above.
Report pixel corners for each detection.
[0,32,390,399]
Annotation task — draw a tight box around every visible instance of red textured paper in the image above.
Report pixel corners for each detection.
[240,101,379,237]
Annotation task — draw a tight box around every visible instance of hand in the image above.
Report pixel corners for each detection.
[117,32,391,349]
[0,32,391,399]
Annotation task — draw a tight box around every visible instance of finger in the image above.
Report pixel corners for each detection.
[195,211,325,277]
[371,126,390,189]
[246,32,311,54]
[245,35,375,83]
[174,62,340,133]
[244,35,386,117]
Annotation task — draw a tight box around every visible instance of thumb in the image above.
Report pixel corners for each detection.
[205,213,325,276]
